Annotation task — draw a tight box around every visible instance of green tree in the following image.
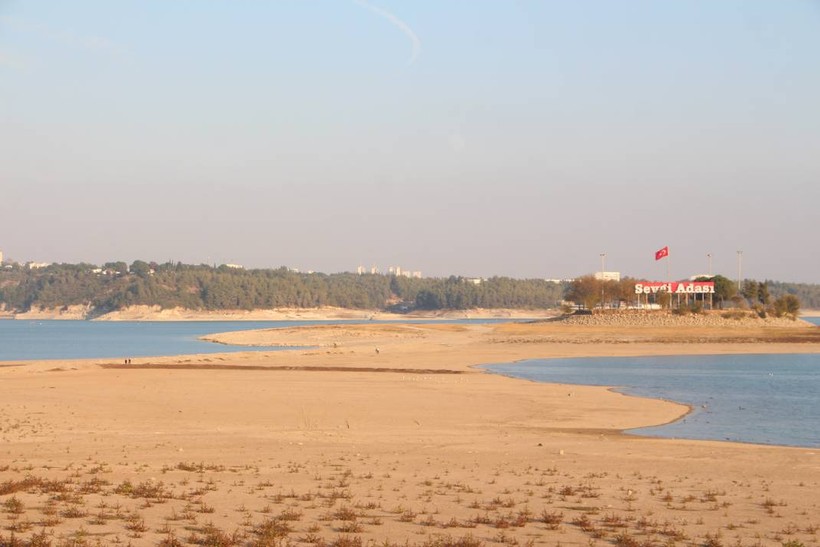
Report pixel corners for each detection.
[758,282,770,305]
[130,260,152,278]
[103,261,128,274]
[773,294,800,319]
[710,275,737,308]
[742,280,760,304]
[656,290,672,310]
[565,275,601,310]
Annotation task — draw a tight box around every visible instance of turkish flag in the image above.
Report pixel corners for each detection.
[655,246,669,261]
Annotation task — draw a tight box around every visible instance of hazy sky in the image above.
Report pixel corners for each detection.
[1,1,818,282]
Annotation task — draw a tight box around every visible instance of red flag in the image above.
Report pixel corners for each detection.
[655,246,669,261]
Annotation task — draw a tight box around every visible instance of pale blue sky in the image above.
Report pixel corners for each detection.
[1,1,818,282]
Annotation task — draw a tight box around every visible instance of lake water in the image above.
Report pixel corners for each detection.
[485,349,820,448]
[482,317,820,448]
[0,318,509,362]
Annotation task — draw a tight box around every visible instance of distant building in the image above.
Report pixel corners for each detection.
[26,262,50,270]
[465,277,483,285]
[360,265,420,277]
[222,264,244,269]
[594,271,621,282]
[0,250,3,264]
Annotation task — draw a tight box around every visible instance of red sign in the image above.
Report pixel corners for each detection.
[635,282,715,294]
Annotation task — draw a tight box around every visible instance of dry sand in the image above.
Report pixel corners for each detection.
[1,315,819,546]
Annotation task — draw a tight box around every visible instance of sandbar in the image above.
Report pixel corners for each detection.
[1,315,818,545]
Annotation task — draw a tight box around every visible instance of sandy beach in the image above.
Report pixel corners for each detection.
[1,314,819,546]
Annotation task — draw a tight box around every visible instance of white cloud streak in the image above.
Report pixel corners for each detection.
[354,0,421,65]
[0,15,123,59]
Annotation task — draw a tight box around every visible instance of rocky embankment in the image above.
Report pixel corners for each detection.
[554,310,810,328]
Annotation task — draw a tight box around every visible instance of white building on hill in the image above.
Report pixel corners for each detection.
[594,271,621,282]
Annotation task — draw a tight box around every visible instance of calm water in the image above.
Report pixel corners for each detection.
[0,321,307,361]
[0,318,510,362]
[486,351,820,448]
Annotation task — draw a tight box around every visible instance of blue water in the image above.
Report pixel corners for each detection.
[0,318,511,362]
[485,351,820,448]
[0,321,303,361]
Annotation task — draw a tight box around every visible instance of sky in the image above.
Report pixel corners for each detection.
[1,1,819,283]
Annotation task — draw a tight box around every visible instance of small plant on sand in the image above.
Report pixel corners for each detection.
[253,517,292,541]
[124,513,148,534]
[278,507,303,521]
[7,518,34,533]
[157,529,186,547]
[559,485,576,497]
[27,529,52,547]
[572,514,593,531]
[602,513,627,528]
[190,523,244,546]
[399,509,417,523]
[703,532,724,547]
[333,506,358,521]
[540,509,563,530]
[613,532,640,547]
[337,520,364,533]
[421,534,483,547]
[61,505,88,519]
[197,502,215,514]
[3,496,25,515]
[299,532,323,543]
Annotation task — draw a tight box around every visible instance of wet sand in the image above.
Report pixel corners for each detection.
[1,317,819,545]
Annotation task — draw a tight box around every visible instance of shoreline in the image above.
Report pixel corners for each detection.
[478,363,698,439]
[1,320,819,545]
[3,304,561,321]
[8,303,819,321]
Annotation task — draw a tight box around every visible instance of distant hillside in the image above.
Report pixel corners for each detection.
[1,262,816,317]
[0,262,566,316]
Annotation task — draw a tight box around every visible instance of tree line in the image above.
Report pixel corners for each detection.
[1,262,815,316]
[0,262,566,314]
[565,274,808,318]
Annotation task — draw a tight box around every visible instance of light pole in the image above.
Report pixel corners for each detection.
[737,250,743,294]
[599,253,606,310]
[707,253,712,276]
